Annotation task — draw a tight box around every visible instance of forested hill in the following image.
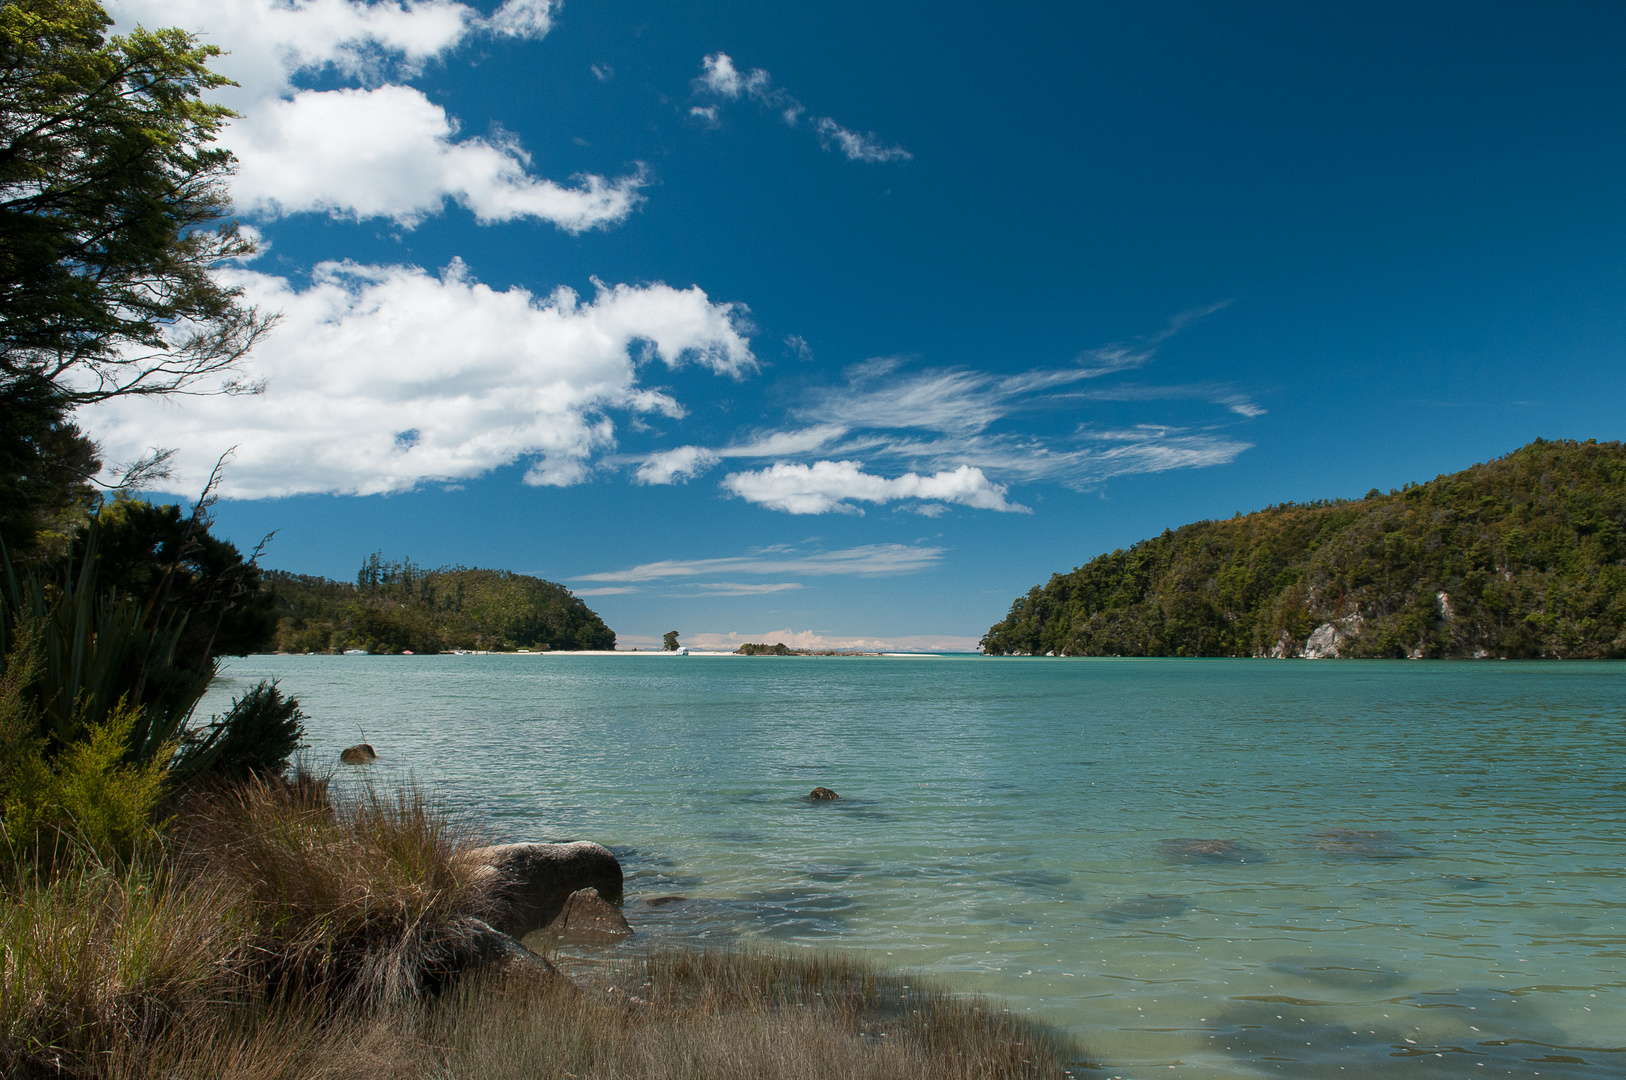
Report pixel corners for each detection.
[266,554,615,654]
[981,439,1626,659]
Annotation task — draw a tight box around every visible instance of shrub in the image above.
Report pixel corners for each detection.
[171,680,306,785]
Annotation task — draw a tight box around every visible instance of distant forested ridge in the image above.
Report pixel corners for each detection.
[981,439,1626,659]
[267,553,615,654]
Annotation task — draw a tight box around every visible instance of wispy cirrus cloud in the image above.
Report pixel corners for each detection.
[865,427,1254,488]
[666,582,805,597]
[689,52,911,163]
[623,304,1259,513]
[576,543,945,583]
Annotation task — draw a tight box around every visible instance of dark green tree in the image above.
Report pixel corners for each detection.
[0,0,274,557]
[0,371,99,558]
[74,496,278,666]
[663,630,680,651]
[0,0,271,404]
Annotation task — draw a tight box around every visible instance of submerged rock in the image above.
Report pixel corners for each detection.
[809,787,840,800]
[468,841,624,937]
[1099,894,1192,922]
[1267,954,1407,990]
[642,895,689,908]
[339,743,377,764]
[542,887,633,944]
[1311,828,1426,858]
[1159,838,1265,864]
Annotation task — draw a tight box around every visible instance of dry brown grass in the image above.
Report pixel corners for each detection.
[0,858,247,1078]
[85,947,1082,1080]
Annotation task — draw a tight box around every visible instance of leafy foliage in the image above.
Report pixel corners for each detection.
[76,497,279,665]
[0,373,99,560]
[0,0,271,404]
[174,680,305,784]
[981,439,1626,659]
[268,553,617,653]
[0,514,300,864]
[1,541,216,764]
[736,642,794,656]
[0,618,170,867]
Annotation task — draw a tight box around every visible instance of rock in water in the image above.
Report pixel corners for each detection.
[467,841,624,938]
[1311,828,1425,858]
[1159,838,1265,863]
[339,743,376,764]
[1099,894,1192,922]
[544,887,633,944]
[809,787,840,800]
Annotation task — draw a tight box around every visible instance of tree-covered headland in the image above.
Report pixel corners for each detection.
[269,553,616,654]
[982,439,1626,658]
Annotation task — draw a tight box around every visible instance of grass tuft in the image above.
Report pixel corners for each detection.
[169,772,499,1007]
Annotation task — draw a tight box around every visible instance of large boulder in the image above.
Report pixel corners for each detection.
[340,743,377,764]
[467,841,624,938]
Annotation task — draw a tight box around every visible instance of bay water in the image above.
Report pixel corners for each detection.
[200,655,1625,1079]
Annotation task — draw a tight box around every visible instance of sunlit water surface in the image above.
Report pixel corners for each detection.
[201,656,1626,1079]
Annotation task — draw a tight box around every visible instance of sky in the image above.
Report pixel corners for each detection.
[95,0,1626,651]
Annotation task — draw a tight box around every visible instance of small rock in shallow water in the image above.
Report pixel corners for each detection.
[642,895,688,908]
[339,743,376,764]
[1159,838,1265,863]
[809,787,840,800]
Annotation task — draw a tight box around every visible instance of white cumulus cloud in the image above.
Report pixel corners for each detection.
[85,260,754,498]
[230,86,646,228]
[112,0,642,232]
[721,461,1028,515]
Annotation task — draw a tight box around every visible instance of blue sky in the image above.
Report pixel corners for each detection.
[98,0,1626,649]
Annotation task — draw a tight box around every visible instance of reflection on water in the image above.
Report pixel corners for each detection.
[204,656,1626,1079]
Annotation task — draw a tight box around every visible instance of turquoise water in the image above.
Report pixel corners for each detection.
[201,655,1626,1079]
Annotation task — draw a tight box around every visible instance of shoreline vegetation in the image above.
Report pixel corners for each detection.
[0,765,1082,1079]
[983,439,1626,659]
[267,553,617,655]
